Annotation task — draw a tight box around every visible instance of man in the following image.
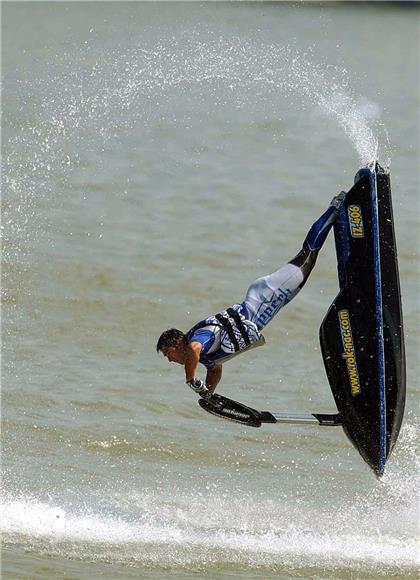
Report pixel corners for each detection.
[157,193,345,398]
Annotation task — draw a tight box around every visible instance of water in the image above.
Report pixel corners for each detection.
[1,2,419,578]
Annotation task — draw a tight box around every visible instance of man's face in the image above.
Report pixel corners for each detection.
[161,338,186,365]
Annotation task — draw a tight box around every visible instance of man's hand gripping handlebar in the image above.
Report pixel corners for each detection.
[186,378,211,398]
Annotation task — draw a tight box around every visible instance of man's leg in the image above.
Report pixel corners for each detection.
[241,196,344,330]
[288,202,337,279]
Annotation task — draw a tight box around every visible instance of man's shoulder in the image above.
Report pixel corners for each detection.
[188,325,220,342]
[188,325,221,358]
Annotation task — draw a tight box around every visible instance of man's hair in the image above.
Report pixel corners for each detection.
[156,328,186,352]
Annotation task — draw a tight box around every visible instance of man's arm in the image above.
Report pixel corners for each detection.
[184,341,202,382]
[205,364,223,393]
[184,341,222,396]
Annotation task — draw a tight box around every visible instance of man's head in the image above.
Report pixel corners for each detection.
[156,328,187,364]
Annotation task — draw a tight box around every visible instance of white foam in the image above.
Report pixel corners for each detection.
[1,490,418,571]
[2,422,418,571]
[0,496,185,545]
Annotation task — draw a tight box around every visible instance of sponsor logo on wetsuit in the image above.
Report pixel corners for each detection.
[347,204,364,238]
[256,288,291,328]
[338,309,361,396]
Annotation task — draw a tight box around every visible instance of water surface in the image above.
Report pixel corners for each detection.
[2,2,419,578]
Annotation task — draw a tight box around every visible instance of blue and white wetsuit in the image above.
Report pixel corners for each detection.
[186,204,337,369]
